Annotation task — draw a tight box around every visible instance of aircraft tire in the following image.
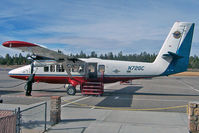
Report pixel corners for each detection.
[67,86,76,95]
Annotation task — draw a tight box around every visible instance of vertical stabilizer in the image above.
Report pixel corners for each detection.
[154,22,194,75]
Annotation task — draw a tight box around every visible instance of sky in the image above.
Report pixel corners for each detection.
[0,0,199,56]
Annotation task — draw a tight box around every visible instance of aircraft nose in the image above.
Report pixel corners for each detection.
[8,68,20,79]
[8,69,15,76]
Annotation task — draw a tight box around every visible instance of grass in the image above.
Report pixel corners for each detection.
[171,71,199,76]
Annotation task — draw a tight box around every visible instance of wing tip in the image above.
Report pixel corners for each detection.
[2,41,37,48]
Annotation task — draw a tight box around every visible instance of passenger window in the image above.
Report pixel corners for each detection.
[50,65,55,72]
[44,66,49,72]
[61,65,65,72]
[56,64,65,72]
[99,65,105,73]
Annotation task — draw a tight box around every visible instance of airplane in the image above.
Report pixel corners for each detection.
[2,22,195,96]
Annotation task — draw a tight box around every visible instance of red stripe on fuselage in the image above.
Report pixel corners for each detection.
[9,75,152,84]
[2,41,37,47]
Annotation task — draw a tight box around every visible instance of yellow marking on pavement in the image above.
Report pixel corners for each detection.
[61,97,90,107]
[63,99,188,111]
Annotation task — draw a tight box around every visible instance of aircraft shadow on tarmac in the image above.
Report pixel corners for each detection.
[0,89,23,95]
[47,119,95,132]
[22,120,48,129]
[33,89,67,93]
[97,86,142,108]
[61,118,96,123]
[131,92,199,97]
[48,126,86,132]
[96,85,199,108]
[21,118,95,130]
[33,89,82,94]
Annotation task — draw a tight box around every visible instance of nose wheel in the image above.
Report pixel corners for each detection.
[66,85,76,95]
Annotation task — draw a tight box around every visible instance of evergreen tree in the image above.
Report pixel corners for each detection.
[108,52,114,60]
[1,52,199,69]
[90,51,97,58]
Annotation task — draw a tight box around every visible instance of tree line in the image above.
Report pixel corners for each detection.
[0,53,31,65]
[1,51,199,69]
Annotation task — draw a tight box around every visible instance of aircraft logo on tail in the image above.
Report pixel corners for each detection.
[173,31,181,39]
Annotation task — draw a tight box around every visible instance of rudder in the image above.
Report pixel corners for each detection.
[154,22,195,76]
[164,23,194,75]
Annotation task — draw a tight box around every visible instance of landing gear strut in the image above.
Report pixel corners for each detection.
[25,81,32,96]
[66,85,76,95]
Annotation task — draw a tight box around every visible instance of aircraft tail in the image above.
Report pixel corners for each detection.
[154,22,195,76]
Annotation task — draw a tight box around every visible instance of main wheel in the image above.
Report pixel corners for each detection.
[66,86,76,95]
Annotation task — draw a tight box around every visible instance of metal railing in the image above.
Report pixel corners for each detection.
[16,102,47,133]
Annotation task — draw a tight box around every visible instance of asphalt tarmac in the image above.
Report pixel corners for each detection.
[1,70,199,132]
[0,70,199,113]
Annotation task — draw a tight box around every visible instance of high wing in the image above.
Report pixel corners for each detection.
[2,41,84,78]
[3,41,76,61]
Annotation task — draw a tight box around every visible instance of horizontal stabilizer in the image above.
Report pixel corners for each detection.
[162,51,183,59]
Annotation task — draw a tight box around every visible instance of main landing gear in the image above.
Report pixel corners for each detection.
[66,85,76,95]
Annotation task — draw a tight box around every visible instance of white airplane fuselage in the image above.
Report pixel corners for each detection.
[7,22,195,85]
[8,58,160,84]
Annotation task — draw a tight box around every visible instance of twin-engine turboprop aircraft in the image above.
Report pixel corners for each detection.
[2,22,195,96]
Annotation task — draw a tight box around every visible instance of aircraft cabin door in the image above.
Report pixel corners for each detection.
[86,63,97,79]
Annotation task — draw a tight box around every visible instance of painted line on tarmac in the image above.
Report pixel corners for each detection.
[61,97,90,107]
[133,98,189,102]
[179,80,199,93]
[114,97,189,102]
[62,98,188,111]
[90,106,96,109]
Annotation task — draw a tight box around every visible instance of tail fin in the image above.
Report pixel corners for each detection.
[154,22,195,75]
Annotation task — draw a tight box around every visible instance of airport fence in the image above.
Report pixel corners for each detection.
[0,110,17,133]
[17,102,47,133]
